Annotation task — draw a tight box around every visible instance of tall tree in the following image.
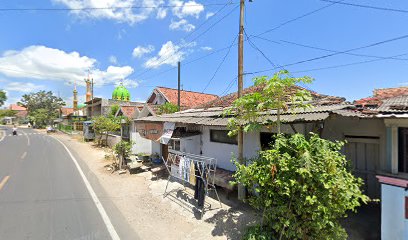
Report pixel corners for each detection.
[20,91,65,127]
[0,90,7,107]
[224,70,313,135]
[20,91,65,115]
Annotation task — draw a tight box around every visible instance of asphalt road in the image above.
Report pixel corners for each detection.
[0,126,138,240]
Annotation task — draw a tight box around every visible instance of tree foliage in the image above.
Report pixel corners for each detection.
[0,90,6,107]
[92,115,120,146]
[158,102,179,115]
[20,91,65,126]
[236,134,369,240]
[113,140,133,170]
[224,70,313,135]
[28,109,51,128]
[0,109,17,118]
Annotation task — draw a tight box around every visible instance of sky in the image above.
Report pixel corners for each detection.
[1,0,408,107]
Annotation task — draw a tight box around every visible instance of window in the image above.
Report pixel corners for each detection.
[168,139,180,151]
[210,130,237,145]
[260,132,276,150]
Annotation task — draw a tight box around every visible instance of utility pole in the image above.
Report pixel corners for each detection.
[91,76,94,118]
[178,61,181,111]
[237,0,246,201]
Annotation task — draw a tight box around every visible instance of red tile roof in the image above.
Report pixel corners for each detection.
[155,87,218,108]
[9,104,26,111]
[60,107,74,116]
[199,84,345,109]
[354,87,408,107]
[120,106,137,118]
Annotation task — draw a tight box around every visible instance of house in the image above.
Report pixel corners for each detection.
[352,87,408,240]
[130,86,219,156]
[9,104,28,120]
[136,85,390,193]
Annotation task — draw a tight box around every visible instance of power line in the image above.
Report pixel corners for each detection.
[280,39,408,61]
[0,2,238,12]
[249,33,408,75]
[292,52,408,74]
[220,76,237,96]
[320,0,408,14]
[254,0,346,37]
[132,4,239,79]
[201,34,238,93]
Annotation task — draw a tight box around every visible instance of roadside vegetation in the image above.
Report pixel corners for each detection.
[226,70,369,240]
[19,91,65,128]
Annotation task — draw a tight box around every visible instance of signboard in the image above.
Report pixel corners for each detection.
[160,122,176,144]
[135,122,163,141]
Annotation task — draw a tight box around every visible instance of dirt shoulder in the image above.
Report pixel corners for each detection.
[51,132,256,240]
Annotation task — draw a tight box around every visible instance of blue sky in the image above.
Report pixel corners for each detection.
[1,0,408,107]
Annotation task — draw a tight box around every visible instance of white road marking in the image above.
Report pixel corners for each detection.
[52,137,120,240]
[0,176,10,191]
[25,133,30,146]
[0,131,5,142]
[21,152,27,159]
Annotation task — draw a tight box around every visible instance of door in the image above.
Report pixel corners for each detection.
[345,137,380,199]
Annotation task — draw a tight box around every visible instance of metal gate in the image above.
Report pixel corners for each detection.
[345,137,380,198]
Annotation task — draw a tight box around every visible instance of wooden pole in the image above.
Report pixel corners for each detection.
[237,0,246,201]
[178,61,181,111]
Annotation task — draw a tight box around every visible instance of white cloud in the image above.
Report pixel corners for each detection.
[132,45,155,58]
[4,82,45,93]
[109,55,118,64]
[117,79,139,88]
[170,0,204,19]
[201,46,212,51]
[0,45,135,88]
[156,8,167,19]
[53,0,165,24]
[205,12,214,19]
[144,41,195,68]
[169,19,195,32]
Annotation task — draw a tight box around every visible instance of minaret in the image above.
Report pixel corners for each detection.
[85,76,92,102]
[73,81,78,111]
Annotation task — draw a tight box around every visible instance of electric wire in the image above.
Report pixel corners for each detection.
[248,33,408,75]
[201,34,238,93]
[132,4,239,79]
[320,0,408,14]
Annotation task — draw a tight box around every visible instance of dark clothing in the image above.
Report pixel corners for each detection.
[194,162,206,207]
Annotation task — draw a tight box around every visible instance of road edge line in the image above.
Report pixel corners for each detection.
[52,137,120,240]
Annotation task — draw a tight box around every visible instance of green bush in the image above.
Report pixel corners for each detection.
[243,225,274,240]
[234,133,369,240]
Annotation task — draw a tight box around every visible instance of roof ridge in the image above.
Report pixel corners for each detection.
[156,86,218,96]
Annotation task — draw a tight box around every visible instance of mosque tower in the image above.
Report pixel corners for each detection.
[73,81,78,111]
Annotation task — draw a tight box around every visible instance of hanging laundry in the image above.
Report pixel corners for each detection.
[189,160,196,185]
[179,156,185,179]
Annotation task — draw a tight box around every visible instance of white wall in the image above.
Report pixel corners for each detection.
[381,184,408,240]
[322,116,388,172]
[130,131,161,155]
[181,135,201,155]
[200,126,261,171]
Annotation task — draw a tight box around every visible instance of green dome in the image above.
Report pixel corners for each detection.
[112,84,131,101]
[77,103,86,109]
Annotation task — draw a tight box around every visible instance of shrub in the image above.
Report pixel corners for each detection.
[234,133,369,240]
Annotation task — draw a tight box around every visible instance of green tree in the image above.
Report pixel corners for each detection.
[0,109,17,118]
[158,102,179,115]
[0,90,6,107]
[226,70,369,239]
[236,134,369,240]
[29,108,51,128]
[92,115,120,146]
[20,91,65,125]
[224,70,313,135]
[113,140,133,170]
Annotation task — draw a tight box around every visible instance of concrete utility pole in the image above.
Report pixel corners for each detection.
[237,0,246,201]
[178,61,181,111]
